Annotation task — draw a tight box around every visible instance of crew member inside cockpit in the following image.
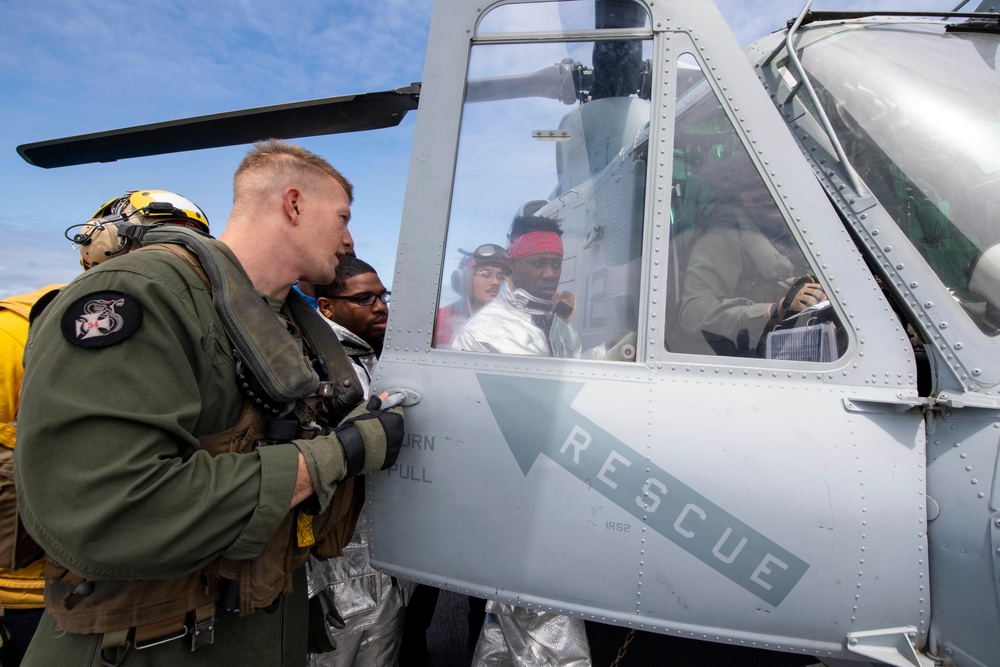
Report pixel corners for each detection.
[678,151,826,357]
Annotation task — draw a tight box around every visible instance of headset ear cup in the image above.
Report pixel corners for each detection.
[451,269,462,295]
[78,222,127,267]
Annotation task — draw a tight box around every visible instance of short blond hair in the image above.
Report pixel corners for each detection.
[233,139,354,204]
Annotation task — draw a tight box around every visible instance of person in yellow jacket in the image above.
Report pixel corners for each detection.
[0,285,63,666]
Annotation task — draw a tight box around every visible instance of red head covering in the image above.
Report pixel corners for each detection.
[508,231,563,259]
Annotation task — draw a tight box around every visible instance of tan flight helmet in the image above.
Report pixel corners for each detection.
[72,189,210,269]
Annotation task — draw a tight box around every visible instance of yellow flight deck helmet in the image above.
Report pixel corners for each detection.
[70,189,210,269]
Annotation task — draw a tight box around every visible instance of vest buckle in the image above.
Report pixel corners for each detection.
[190,616,216,651]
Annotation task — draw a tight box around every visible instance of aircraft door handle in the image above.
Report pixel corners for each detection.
[583,224,603,249]
[381,388,421,409]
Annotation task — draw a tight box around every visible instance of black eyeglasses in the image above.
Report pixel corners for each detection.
[326,291,391,306]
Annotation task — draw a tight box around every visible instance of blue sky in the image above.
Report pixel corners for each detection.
[0,0,947,298]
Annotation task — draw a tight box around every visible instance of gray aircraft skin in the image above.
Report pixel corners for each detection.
[15,1,1000,666]
[366,2,999,667]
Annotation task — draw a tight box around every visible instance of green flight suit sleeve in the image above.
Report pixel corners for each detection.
[14,251,299,580]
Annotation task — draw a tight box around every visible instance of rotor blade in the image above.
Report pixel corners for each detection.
[17,84,421,169]
[465,63,579,105]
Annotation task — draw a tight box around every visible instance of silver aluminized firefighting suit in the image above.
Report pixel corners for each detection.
[451,282,591,667]
[308,319,414,667]
[451,282,581,358]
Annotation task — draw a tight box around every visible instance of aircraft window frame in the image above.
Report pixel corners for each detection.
[434,18,654,363]
[663,50,847,364]
[475,0,652,41]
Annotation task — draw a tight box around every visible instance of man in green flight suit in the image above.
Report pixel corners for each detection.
[14,140,405,666]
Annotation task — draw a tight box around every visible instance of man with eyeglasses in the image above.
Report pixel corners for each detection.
[434,243,510,347]
[310,256,409,667]
[316,257,391,360]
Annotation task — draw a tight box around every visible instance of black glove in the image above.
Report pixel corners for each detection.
[333,395,404,477]
[771,275,822,324]
[294,395,404,512]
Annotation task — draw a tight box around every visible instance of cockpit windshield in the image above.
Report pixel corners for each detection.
[796,21,1000,334]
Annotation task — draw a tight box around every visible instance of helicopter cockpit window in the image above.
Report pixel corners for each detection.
[796,23,1000,336]
[665,54,845,362]
[435,1,651,362]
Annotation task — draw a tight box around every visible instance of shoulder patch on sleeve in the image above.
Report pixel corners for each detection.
[61,290,143,348]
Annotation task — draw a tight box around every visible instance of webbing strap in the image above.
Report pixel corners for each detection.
[140,226,318,405]
[285,292,363,420]
[134,617,186,648]
[101,628,130,650]
[100,603,217,654]
[193,603,215,625]
[336,423,367,478]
